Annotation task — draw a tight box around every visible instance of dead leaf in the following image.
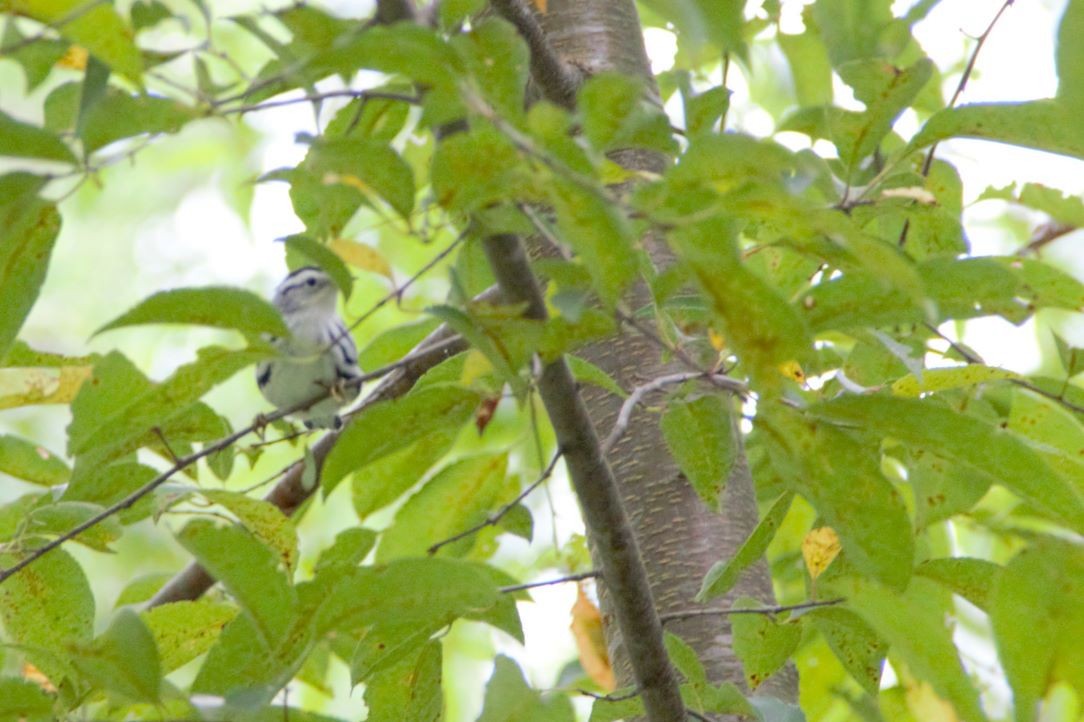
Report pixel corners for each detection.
[571,584,615,691]
[802,526,841,581]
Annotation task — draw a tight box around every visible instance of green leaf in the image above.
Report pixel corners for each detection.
[432,125,529,212]
[114,573,171,607]
[1,24,67,91]
[9,0,143,81]
[284,235,354,300]
[660,395,735,510]
[1008,389,1084,487]
[549,183,637,306]
[323,385,480,495]
[811,0,899,67]
[45,83,197,152]
[908,450,990,530]
[578,72,677,154]
[909,100,1084,161]
[979,182,1084,227]
[803,257,1084,331]
[0,175,61,361]
[141,600,238,673]
[1053,332,1084,377]
[809,607,886,696]
[674,218,811,391]
[566,355,627,398]
[130,0,172,31]
[351,426,459,520]
[915,557,1001,611]
[0,548,94,683]
[0,677,54,721]
[314,528,377,572]
[176,520,298,648]
[453,18,528,121]
[990,539,1084,722]
[71,609,160,703]
[377,453,512,561]
[731,595,802,690]
[67,347,266,465]
[191,609,309,702]
[357,319,440,371]
[94,287,287,337]
[699,493,793,600]
[477,655,575,722]
[325,92,411,142]
[310,558,508,679]
[759,406,914,588]
[842,576,986,722]
[833,58,933,172]
[891,365,1022,396]
[26,500,122,551]
[202,491,300,572]
[294,137,416,225]
[0,111,76,163]
[813,395,1084,531]
[1056,0,1084,118]
[363,641,444,722]
[640,0,747,61]
[0,435,69,486]
[779,28,833,106]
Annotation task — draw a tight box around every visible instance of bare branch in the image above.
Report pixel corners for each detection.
[489,0,583,107]
[601,372,747,456]
[500,570,599,594]
[659,598,845,624]
[481,233,686,722]
[428,450,563,555]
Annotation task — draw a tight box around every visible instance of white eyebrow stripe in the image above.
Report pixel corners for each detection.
[277,267,327,295]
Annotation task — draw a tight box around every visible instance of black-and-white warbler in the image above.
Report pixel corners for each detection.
[256,267,361,429]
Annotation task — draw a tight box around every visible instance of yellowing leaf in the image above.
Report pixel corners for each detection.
[892,366,1022,396]
[571,585,614,691]
[708,327,726,351]
[459,349,493,385]
[882,186,937,205]
[57,45,88,70]
[802,526,841,580]
[329,238,394,281]
[904,673,961,722]
[0,366,92,409]
[530,0,547,12]
[779,360,805,383]
[21,662,56,693]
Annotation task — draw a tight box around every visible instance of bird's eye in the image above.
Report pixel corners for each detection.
[307,278,317,287]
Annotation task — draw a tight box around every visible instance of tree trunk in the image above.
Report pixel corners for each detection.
[539,0,797,700]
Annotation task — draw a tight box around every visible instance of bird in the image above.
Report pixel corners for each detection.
[256,266,361,429]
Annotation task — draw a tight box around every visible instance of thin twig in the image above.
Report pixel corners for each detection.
[489,0,582,107]
[658,598,844,624]
[0,0,112,55]
[898,0,1014,247]
[577,688,640,702]
[601,372,746,455]
[0,395,310,585]
[428,450,563,554]
[219,89,420,116]
[921,0,1015,177]
[500,570,599,594]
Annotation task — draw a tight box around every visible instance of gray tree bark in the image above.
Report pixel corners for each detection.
[536,0,798,701]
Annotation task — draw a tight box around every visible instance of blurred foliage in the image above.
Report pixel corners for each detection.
[0,0,1083,721]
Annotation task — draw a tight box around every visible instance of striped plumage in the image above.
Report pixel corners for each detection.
[256,267,361,429]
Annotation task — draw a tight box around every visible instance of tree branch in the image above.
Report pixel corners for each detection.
[146,287,501,607]
[218,89,420,116]
[428,450,563,554]
[601,372,747,455]
[489,0,583,107]
[481,232,686,722]
[375,0,416,24]
[500,570,598,593]
[659,598,845,624]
